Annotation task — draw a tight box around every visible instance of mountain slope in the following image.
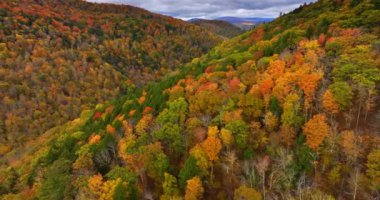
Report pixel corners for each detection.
[1,0,380,199]
[0,0,222,146]
[190,19,243,38]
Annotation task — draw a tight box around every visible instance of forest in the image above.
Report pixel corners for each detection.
[190,19,244,38]
[0,0,221,145]
[0,0,380,200]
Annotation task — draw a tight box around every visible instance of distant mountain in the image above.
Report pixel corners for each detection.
[189,18,244,38]
[216,16,274,30]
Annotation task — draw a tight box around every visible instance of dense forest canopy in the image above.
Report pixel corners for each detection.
[0,0,222,145]
[0,0,380,199]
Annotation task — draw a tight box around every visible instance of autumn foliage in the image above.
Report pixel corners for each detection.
[322,89,340,114]
[184,176,204,200]
[1,0,380,200]
[0,0,221,146]
[303,114,330,150]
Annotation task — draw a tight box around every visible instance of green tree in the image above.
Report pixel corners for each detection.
[157,97,188,126]
[306,25,314,39]
[113,182,128,200]
[316,17,331,34]
[332,45,380,86]
[329,81,353,110]
[154,97,188,155]
[37,159,72,200]
[269,96,282,116]
[153,123,184,155]
[225,120,249,149]
[148,152,170,182]
[106,166,137,199]
[366,149,380,191]
[0,167,18,194]
[179,156,199,189]
[292,135,316,175]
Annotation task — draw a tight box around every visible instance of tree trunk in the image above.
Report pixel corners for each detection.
[210,163,214,185]
[262,173,266,200]
[353,168,358,200]
[355,102,362,134]
[364,98,370,122]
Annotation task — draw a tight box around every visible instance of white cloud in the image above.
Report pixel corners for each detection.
[86,0,316,19]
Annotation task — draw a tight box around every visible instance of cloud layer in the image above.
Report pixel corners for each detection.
[86,0,316,20]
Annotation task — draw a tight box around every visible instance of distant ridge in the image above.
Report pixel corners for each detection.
[216,16,274,29]
[216,16,274,23]
[189,18,244,38]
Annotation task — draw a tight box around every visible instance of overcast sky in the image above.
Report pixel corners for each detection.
[86,0,317,20]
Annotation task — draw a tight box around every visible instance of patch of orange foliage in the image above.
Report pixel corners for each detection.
[196,82,218,94]
[89,134,101,145]
[259,79,274,95]
[303,114,330,150]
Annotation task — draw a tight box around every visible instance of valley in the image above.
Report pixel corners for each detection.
[0,0,379,199]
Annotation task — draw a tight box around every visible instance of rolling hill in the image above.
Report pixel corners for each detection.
[189,19,243,38]
[0,0,222,146]
[1,0,380,199]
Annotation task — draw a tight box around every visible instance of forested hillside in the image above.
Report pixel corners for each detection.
[190,19,243,38]
[1,0,380,199]
[0,0,222,145]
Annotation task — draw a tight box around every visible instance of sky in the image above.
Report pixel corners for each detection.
[86,0,317,20]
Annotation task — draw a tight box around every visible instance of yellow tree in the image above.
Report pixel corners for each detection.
[234,185,262,200]
[122,120,133,136]
[340,130,360,163]
[118,135,137,163]
[88,174,104,198]
[135,114,153,135]
[190,144,209,175]
[281,93,303,128]
[303,114,330,151]
[202,136,222,162]
[263,111,278,132]
[201,136,222,183]
[88,174,122,200]
[268,60,285,79]
[161,172,180,200]
[100,179,122,200]
[184,176,204,200]
[222,109,243,123]
[207,126,219,137]
[220,128,234,149]
[73,152,94,173]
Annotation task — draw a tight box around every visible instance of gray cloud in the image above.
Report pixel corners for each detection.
[86,0,316,19]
